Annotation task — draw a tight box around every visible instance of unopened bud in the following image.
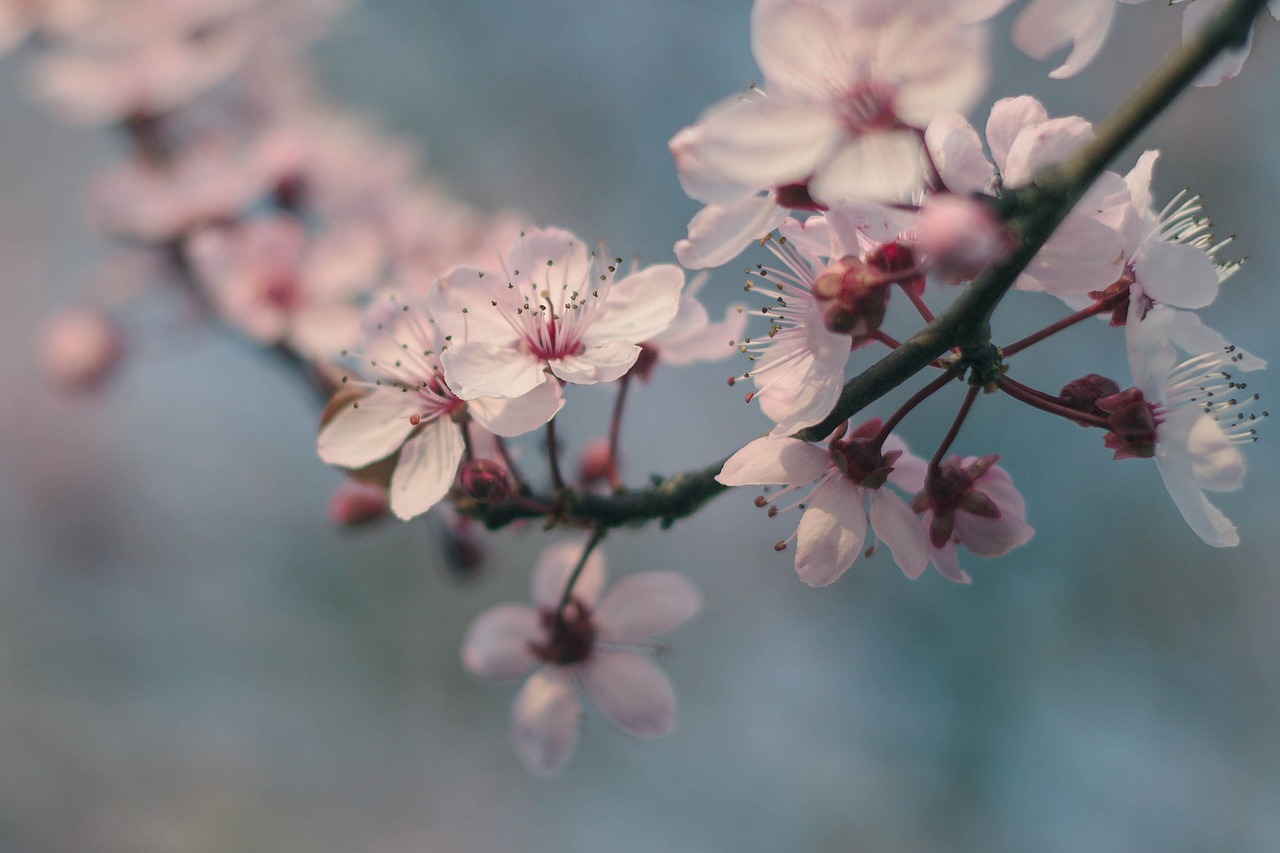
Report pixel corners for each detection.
[40,308,124,393]
[457,458,511,504]
[577,438,616,489]
[915,194,1011,282]
[327,479,389,527]
[1060,374,1122,422]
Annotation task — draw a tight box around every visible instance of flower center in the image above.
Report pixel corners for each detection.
[530,599,596,666]
[836,78,899,135]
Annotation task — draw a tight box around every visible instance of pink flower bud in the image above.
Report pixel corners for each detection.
[39,308,124,393]
[577,438,617,490]
[1059,374,1122,425]
[456,459,512,504]
[327,480,389,527]
[915,194,1012,281]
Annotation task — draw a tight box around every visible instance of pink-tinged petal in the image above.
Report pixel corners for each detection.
[461,605,541,680]
[511,669,581,776]
[654,302,749,367]
[579,651,676,737]
[986,96,1049,172]
[550,341,641,385]
[289,303,362,361]
[1124,149,1159,214]
[505,228,593,305]
[1002,116,1093,188]
[925,113,995,196]
[388,418,464,520]
[693,96,841,191]
[780,213,834,257]
[1186,0,1251,87]
[883,433,928,493]
[1016,213,1124,297]
[954,511,1035,558]
[533,540,607,609]
[869,489,930,579]
[1012,0,1117,79]
[1166,310,1266,372]
[717,436,830,487]
[590,264,684,343]
[317,387,416,468]
[810,131,923,204]
[1153,455,1239,547]
[675,196,789,270]
[751,0,857,99]
[596,571,703,643]
[767,322,852,436]
[467,381,563,437]
[670,121,757,206]
[971,463,1027,518]
[927,537,973,584]
[1184,412,1245,492]
[887,20,989,126]
[1132,241,1219,310]
[795,477,867,587]
[429,266,517,345]
[441,341,544,400]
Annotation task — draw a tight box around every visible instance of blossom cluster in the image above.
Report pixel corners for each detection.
[21,0,1271,776]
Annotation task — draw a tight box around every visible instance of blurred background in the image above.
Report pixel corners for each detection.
[2,2,1280,850]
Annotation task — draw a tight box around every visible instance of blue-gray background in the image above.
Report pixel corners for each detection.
[2,3,1279,850]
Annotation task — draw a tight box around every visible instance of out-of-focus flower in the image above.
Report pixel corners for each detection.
[188,214,383,359]
[39,307,124,393]
[718,419,930,585]
[430,227,684,400]
[326,478,388,527]
[912,454,1033,584]
[317,296,562,520]
[462,539,701,776]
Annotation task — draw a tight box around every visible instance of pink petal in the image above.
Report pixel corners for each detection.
[675,195,789,270]
[511,669,581,776]
[886,18,989,126]
[1124,149,1159,214]
[1132,241,1218,310]
[1154,454,1239,547]
[986,96,1049,172]
[717,436,830,487]
[751,0,855,100]
[532,540,607,610]
[589,263,684,343]
[441,341,545,400]
[1166,310,1266,372]
[884,433,928,493]
[388,418,464,520]
[1017,213,1124,297]
[693,96,840,191]
[317,387,415,468]
[461,605,541,680]
[549,341,641,385]
[795,477,867,587]
[504,228,593,304]
[429,266,517,345]
[925,112,995,196]
[1185,0,1251,87]
[927,537,973,584]
[579,652,676,737]
[869,489,930,580]
[1011,0,1117,79]
[1002,116,1093,188]
[595,572,702,643]
[810,131,923,204]
[467,381,564,437]
[670,122,756,205]
[1185,412,1245,493]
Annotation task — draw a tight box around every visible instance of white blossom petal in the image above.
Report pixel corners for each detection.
[869,489,930,579]
[795,477,867,587]
[596,572,703,643]
[692,96,841,191]
[511,669,581,776]
[388,418,463,520]
[579,651,676,737]
[717,437,831,487]
[462,605,541,680]
[441,341,544,400]
[317,387,416,468]
[467,381,564,437]
[675,195,789,270]
[533,540,607,610]
[810,131,923,204]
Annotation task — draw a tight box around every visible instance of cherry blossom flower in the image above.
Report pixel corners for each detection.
[912,454,1034,584]
[1108,306,1266,547]
[187,214,383,359]
[461,540,702,776]
[717,419,930,585]
[429,227,684,401]
[925,96,1127,298]
[316,296,562,520]
[673,0,988,212]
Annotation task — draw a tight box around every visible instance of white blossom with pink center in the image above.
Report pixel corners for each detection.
[1113,306,1266,547]
[718,419,931,585]
[317,296,563,520]
[188,214,384,360]
[674,0,988,211]
[912,455,1034,584]
[461,539,702,776]
[925,96,1128,298]
[430,228,684,401]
